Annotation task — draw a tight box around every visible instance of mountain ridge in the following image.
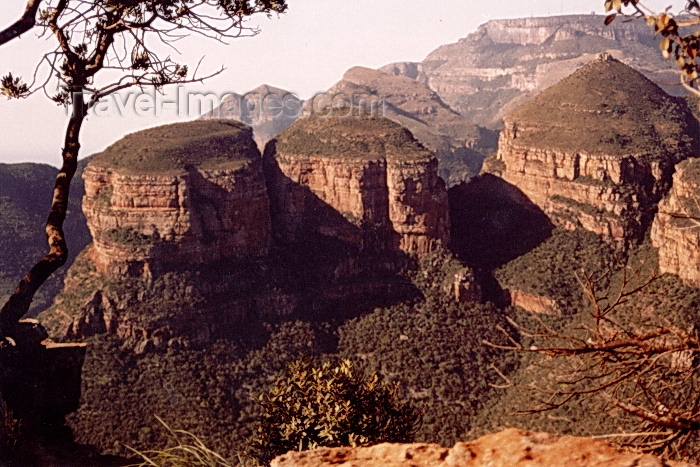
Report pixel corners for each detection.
[381,14,682,127]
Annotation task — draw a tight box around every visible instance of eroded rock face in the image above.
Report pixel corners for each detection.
[271,429,697,467]
[652,158,700,286]
[491,55,697,243]
[508,289,561,316]
[381,15,681,128]
[265,116,449,256]
[320,66,498,186]
[82,121,271,278]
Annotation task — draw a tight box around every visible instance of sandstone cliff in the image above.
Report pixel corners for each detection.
[272,429,697,467]
[652,158,700,286]
[40,117,454,351]
[319,67,497,185]
[265,115,450,256]
[82,120,271,278]
[39,121,283,351]
[490,54,697,242]
[381,15,681,128]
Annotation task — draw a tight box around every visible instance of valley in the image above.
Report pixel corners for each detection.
[0,13,699,467]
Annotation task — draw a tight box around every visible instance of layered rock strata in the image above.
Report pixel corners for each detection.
[265,115,450,256]
[381,15,681,128]
[41,118,454,351]
[82,120,271,278]
[39,121,278,351]
[651,158,700,286]
[319,66,498,185]
[491,54,697,242]
[271,428,696,467]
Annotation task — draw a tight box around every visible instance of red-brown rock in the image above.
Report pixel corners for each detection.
[82,120,270,278]
[492,54,697,243]
[651,158,700,286]
[265,115,450,256]
[271,429,697,467]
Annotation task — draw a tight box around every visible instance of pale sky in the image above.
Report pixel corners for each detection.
[0,0,687,165]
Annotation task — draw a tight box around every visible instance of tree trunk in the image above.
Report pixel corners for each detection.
[0,88,85,337]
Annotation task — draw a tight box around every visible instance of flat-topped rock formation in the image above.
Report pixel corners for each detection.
[320,67,497,185]
[83,120,271,278]
[652,158,700,286]
[382,15,682,128]
[489,54,697,242]
[272,428,697,467]
[40,117,453,351]
[39,121,276,351]
[265,115,450,256]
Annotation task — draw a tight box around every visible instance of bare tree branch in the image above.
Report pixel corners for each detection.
[0,0,43,46]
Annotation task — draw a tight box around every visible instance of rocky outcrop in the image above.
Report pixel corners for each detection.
[40,117,455,351]
[265,115,450,256]
[319,67,498,185]
[491,54,697,242]
[82,120,271,278]
[651,158,700,286]
[271,428,696,467]
[508,289,561,316]
[38,121,281,351]
[381,15,681,128]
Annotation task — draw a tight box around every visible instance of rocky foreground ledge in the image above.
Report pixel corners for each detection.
[271,429,697,467]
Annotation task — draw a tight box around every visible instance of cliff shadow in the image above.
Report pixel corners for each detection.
[449,174,554,271]
[262,142,420,323]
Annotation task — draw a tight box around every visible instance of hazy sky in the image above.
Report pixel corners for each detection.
[0,0,687,165]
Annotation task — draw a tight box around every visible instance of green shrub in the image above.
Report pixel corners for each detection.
[249,359,418,464]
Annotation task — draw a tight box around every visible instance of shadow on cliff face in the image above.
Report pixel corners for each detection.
[262,143,419,323]
[449,174,554,271]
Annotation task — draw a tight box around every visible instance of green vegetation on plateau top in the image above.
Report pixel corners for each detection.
[272,115,434,160]
[90,120,259,174]
[509,57,697,156]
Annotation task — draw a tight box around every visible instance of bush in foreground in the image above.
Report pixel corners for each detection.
[249,359,419,464]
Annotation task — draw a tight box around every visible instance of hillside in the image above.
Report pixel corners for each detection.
[508,54,697,156]
[382,15,682,128]
[319,67,497,185]
[0,161,90,315]
[487,54,697,243]
[201,84,302,149]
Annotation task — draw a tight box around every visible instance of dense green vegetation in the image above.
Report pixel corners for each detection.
[66,232,700,462]
[338,291,514,445]
[495,228,618,313]
[474,265,700,457]
[60,248,516,460]
[91,121,258,174]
